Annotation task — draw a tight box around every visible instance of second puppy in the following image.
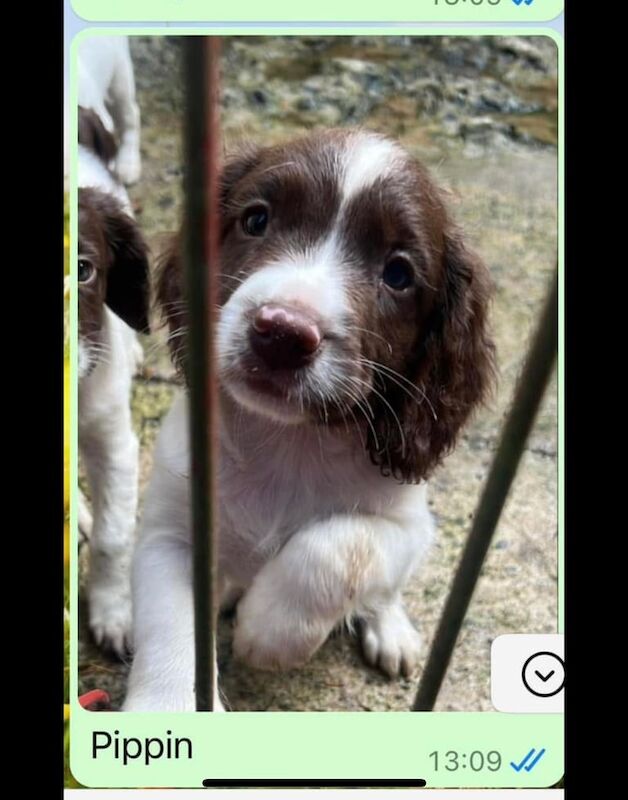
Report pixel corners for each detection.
[78,107,150,655]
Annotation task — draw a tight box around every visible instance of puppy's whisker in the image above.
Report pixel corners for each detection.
[139,339,171,361]
[336,374,374,420]
[359,357,438,421]
[88,345,112,357]
[158,300,188,311]
[333,395,354,440]
[350,326,393,356]
[249,419,288,456]
[330,383,367,450]
[259,161,297,175]
[165,327,190,343]
[349,374,407,458]
[83,343,113,367]
[166,323,188,333]
[335,375,380,451]
[218,273,246,286]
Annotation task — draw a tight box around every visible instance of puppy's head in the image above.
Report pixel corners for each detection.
[159,129,495,482]
[78,187,150,378]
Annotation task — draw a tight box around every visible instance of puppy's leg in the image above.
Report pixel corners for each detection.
[108,44,141,185]
[123,534,224,712]
[233,511,434,676]
[78,487,93,545]
[80,409,138,656]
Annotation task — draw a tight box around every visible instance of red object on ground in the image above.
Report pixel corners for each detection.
[78,689,111,711]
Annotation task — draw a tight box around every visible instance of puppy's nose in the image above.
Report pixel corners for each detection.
[249,304,322,370]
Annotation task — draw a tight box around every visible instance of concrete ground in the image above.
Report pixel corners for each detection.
[78,36,558,711]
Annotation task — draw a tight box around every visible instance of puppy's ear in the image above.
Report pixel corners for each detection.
[372,226,496,483]
[219,144,262,215]
[154,147,262,376]
[78,106,118,164]
[155,235,186,374]
[88,190,151,333]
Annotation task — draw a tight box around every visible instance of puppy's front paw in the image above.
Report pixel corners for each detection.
[115,148,141,185]
[233,590,330,671]
[88,584,132,658]
[361,602,422,679]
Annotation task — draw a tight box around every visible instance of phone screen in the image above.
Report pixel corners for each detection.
[64,1,564,796]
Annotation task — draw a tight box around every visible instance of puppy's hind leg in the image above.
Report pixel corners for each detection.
[80,410,138,657]
[109,41,141,185]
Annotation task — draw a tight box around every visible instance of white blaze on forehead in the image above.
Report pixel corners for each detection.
[339,133,402,206]
[231,234,346,321]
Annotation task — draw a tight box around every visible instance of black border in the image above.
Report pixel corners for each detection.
[563,2,586,795]
[16,1,65,798]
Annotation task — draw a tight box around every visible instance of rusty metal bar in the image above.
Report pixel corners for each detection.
[182,36,222,712]
[413,270,558,711]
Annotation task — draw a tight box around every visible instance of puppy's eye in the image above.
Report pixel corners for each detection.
[242,205,269,237]
[78,258,94,283]
[382,256,414,291]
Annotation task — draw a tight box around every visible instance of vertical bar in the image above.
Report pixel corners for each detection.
[413,270,558,711]
[204,37,222,711]
[182,37,222,712]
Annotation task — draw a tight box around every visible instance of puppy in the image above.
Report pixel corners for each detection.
[78,36,142,185]
[78,107,150,656]
[123,129,495,711]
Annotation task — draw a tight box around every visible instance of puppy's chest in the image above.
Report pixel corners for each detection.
[217,428,390,581]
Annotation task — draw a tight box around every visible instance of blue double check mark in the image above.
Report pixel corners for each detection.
[510,748,546,773]
[512,0,535,6]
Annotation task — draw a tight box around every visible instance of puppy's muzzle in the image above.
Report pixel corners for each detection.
[249,304,322,371]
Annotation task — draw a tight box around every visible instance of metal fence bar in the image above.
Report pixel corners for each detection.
[183,37,222,712]
[413,270,558,711]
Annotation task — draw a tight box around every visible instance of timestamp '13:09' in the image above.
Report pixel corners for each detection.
[429,751,503,772]
[434,1,503,6]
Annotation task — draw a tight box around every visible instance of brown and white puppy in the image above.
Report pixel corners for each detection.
[77,36,142,185]
[78,107,150,656]
[124,129,495,711]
